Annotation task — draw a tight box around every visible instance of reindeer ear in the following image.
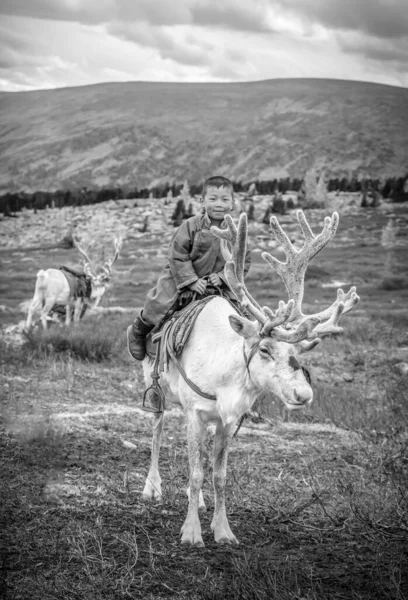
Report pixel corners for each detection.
[228,315,258,339]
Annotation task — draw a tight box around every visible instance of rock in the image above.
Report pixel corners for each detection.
[395,347,408,361]
[394,362,408,376]
[122,440,137,449]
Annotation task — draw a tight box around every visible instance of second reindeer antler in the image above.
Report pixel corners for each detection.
[101,237,123,278]
[74,237,95,278]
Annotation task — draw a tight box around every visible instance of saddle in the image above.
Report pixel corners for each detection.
[142,295,223,412]
[149,296,215,372]
[145,284,234,363]
[59,265,92,299]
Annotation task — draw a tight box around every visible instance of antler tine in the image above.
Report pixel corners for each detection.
[103,236,123,277]
[262,210,339,321]
[272,316,322,344]
[310,287,360,324]
[73,236,95,277]
[212,214,266,324]
[289,286,359,345]
[261,300,295,336]
[311,288,360,336]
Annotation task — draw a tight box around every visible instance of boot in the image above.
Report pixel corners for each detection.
[127,314,154,361]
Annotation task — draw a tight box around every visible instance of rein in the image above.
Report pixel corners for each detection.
[143,296,262,439]
[168,333,261,402]
[166,342,217,401]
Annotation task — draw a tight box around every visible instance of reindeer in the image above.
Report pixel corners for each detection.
[25,237,123,330]
[140,210,359,548]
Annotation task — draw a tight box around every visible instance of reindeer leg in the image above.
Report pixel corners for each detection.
[65,303,72,327]
[211,420,238,545]
[73,299,82,324]
[187,485,206,512]
[181,409,206,547]
[26,298,41,330]
[142,412,165,502]
[40,299,55,330]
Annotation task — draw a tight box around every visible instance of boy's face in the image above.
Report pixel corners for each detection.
[202,185,234,224]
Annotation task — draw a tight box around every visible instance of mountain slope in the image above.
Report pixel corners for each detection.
[0,78,407,192]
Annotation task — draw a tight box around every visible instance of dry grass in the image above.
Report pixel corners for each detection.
[1,311,408,599]
[1,205,408,599]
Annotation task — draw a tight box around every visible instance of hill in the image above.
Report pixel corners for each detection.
[0,78,407,192]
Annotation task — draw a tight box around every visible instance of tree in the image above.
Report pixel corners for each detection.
[315,171,328,207]
[171,199,187,227]
[302,168,317,207]
[181,180,190,204]
[247,182,258,197]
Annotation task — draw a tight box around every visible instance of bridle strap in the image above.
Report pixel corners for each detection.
[233,340,261,438]
[243,340,261,372]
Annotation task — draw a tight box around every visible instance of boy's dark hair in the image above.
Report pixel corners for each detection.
[202,175,234,197]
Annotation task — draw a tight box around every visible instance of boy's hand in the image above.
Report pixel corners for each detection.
[208,273,222,287]
[189,278,207,294]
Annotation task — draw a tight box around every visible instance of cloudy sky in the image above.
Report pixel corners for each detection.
[1,0,407,92]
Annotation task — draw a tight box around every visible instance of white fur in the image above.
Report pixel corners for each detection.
[142,296,313,547]
[25,268,106,330]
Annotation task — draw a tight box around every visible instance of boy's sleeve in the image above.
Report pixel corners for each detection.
[168,220,199,290]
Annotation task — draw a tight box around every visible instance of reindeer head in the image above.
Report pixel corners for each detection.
[212,212,359,411]
[74,237,123,307]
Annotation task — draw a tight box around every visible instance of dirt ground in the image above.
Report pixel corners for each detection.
[1,201,408,599]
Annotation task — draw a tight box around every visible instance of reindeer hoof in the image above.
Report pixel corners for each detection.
[181,521,204,547]
[142,481,163,502]
[216,535,239,546]
[181,536,205,548]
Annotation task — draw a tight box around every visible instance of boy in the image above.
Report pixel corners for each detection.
[127,175,251,361]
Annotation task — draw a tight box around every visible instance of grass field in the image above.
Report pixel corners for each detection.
[1,204,408,599]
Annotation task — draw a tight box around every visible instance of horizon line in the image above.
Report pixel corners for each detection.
[1,75,407,94]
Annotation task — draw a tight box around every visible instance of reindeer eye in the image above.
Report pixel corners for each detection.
[259,347,272,359]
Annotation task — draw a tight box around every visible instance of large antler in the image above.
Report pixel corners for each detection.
[73,237,95,278]
[212,210,359,348]
[212,214,299,335]
[101,237,123,278]
[262,210,360,338]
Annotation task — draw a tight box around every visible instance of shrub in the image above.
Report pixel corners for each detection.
[272,196,286,215]
[22,327,113,361]
[18,315,129,362]
[380,276,408,291]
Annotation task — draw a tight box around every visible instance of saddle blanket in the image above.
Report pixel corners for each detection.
[59,265,91,299]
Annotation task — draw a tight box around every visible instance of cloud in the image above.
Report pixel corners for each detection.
[0,21,51,70]
[107,23,216,67]
[338,31,408,65]
[0,2,407,91]
[191,0,271,33]
[274,0,408,40]
[2,0,408,41]
[0,0,106,24]
[0,0,273,32]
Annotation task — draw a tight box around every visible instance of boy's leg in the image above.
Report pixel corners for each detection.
[127,265,179,361]
[127,312,155,361]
